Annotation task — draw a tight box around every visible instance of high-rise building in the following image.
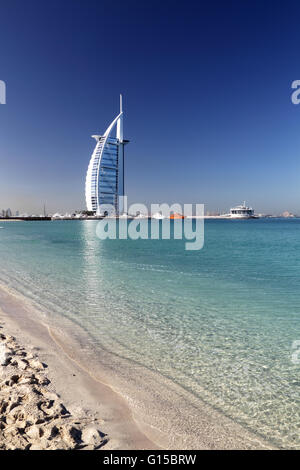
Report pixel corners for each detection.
[85,95,129,215]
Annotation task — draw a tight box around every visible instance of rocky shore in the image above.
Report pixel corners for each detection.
[0,327,108,450]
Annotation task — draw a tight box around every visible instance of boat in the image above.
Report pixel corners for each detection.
[229,202,256,219]
[51,213,63,220]
[170,212,185,219]
[134,213,148,219]
[152,212,165,219]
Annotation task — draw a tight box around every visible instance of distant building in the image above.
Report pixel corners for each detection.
[85,95,129,215]
[1,208,12,218]
[206,211,220,217]
[281,211,296,218]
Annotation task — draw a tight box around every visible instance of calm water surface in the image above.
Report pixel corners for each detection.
[0,219,299,448]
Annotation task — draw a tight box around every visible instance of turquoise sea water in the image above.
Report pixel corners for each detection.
[0,219,299,448]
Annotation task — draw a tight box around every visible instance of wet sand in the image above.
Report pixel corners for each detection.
[0,283,274,450]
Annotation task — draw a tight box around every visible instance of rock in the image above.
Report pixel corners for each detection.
[61,424,82,447]
[18,377,32,385]
[15,418,27,430]
[0,347,12,366]
[5,415,16,425]
[30,360,46,370]
[7,399,22,413]
[47,439,69,450]
[43,391,59,401]
[81,425,105,448]
[27,373,50,386]
[3,335,15,344]
[30,439,49,450]
[5,440,29,450]
[26,425,43,440]
[3,424,19,437]
[0,399,8,414]
[16,358,29,370]
[43,424,59,439]
[35,374,50,386]
[29,444,43,450]
[8,374,20,385]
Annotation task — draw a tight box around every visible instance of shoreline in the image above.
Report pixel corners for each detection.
[0,285,159,450]
[0,282,274,450]
[1,216,299,222]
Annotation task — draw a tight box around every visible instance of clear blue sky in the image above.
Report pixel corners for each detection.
[0,0,300,214]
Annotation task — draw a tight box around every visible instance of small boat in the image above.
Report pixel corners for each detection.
[170,212,185,219]
[51,213,63,220]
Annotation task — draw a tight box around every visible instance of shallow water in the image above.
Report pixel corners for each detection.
[0,219,299,448]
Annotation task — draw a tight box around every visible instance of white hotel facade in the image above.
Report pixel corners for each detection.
[85,95,129,215]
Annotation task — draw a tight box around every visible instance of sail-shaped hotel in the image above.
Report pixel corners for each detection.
[85,95,129,215]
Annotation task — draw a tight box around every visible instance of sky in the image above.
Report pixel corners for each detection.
[0,0,300,215]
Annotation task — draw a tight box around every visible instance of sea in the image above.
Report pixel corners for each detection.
[0,218,299,448]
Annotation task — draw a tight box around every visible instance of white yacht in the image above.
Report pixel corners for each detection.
[51,213,63,220]
[229,202,255,219]
[151,212,165,219]
[134,213,148,219]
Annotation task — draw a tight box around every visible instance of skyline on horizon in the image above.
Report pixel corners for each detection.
[1,0,300,215]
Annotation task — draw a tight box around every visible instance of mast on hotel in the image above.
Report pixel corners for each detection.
[85,95,129,215]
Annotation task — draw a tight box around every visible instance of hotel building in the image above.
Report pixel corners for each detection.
[85,95,129,215]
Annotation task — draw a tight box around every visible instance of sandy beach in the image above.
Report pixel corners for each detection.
[0,329,109,450]
[0,286,158,450]
[0,283,275,450]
